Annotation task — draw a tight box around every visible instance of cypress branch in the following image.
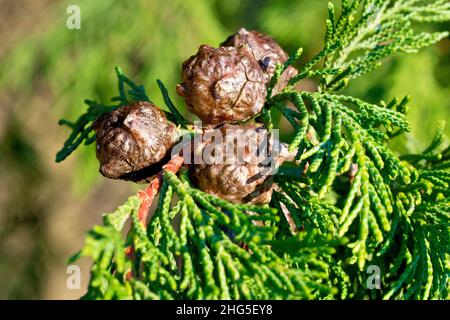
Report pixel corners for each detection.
[57,0,449,300]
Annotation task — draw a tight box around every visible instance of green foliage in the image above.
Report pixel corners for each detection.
[285,0,450,92]
[61,0,449,300]
[72,170,342,299]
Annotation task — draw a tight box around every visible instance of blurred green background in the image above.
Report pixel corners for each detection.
[0,0,448,299]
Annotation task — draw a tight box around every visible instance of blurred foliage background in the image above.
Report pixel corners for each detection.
[0,0,448,299]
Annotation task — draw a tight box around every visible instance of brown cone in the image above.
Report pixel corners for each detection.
[190,123,290,204]
[221,28,298,95]
[177,45,267,126]
[93,101,177,182]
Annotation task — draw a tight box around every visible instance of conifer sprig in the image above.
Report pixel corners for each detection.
[267,86,449,297]
[71,169,339,299]
[285,0,450,92]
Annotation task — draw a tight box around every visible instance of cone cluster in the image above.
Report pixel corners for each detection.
[93,29,297,203]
